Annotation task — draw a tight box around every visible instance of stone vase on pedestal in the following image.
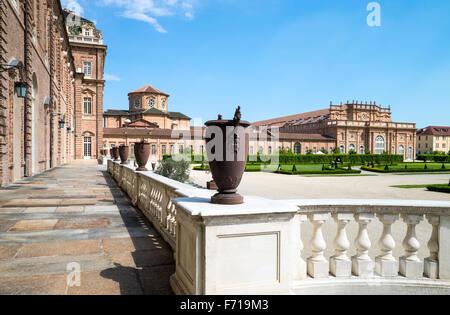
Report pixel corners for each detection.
[119,146,130,165]
[205,107,250,205]
[112,147,120,161]
[134,141,151,171]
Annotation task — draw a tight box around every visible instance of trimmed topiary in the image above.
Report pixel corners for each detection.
[292,164,297,173]
[424,164,428,170]
[384,165,389,171]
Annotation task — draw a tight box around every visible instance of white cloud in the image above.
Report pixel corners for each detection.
[100,0,197,33]
[104,73,121,81]
[62,0,84,16]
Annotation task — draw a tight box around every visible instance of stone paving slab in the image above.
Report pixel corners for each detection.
[0,160,174,295]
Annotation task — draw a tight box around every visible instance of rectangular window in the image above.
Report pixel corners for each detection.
[152,145,156,155]
[170,145,174,155]
[200,145,204,154]
[162,145,166,155]
[179,145,184,154]
[131,144,135,155]
[84,29,90,36]
[83,97,92,115]
[83,62,92,76]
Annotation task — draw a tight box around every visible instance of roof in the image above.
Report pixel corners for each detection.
[103,128,177,138]
[129,85,169,96]
[104,108,191,120]
[278,133,336,141]
[417,126,450,136]
[252,109,330,128]
[104,109,130,116]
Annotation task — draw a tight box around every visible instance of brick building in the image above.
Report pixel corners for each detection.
[417,126,450,154]
[103,84,193,162]
[0,1,106,187]
[64,9,106,160]
[252,101,417,160]
[0,0,76,187]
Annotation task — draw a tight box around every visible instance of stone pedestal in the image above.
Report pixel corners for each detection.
[330,257,351,277]
[400,257,423,279]
[424,258,439,279]
[352,257,374,277]
[375,257,398,277]
[307,259,329,278]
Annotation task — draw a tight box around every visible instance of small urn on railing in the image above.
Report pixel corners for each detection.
[119,145,130,165]
[134,139,151,171]
[205,106,250,205]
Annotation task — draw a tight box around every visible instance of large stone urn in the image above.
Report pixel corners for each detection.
[134,141,151,171]
[119,145,129,165]
[205,107,250,205]
[112,147,119,161]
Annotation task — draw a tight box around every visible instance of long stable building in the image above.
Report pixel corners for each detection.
[252,101,417,159]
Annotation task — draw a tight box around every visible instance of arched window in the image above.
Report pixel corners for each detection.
[149,99,155,108]
[360,145,365,154]
[340,145,345,154]
[399,145,405,157]
[134,98,140,108]
[268,146,272,154]
[375,136,385,154]
[258,146,264,154]
[392,146,396,154]
[408,147,413,160]
[349,144,356,153]
[294,142,301,154]
[162,99,166,109]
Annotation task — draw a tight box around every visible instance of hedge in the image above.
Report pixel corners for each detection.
[427,184,450,193]
[361,166,450,173]
[169,153,404,165]
[247,153,403,165]
[417,154,450,163]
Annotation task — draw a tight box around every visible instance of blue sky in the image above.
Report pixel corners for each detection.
[63,0,450,128]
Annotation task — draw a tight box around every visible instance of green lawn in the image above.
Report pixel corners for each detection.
[362,163,450,173]
[391,184,430,189]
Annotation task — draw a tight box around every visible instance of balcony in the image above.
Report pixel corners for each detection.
[68,35,103,45]
[108,160,450,295]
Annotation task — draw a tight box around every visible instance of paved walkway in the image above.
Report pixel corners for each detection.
[0,160,174,295]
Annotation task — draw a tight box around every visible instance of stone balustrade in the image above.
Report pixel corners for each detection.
[107,159,450,295]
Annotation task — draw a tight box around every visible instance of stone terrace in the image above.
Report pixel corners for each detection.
[0,160,174,295]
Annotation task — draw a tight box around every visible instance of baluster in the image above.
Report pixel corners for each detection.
[293,214,308,280]
[424,215,440,279]
[330,213,352,277]
[307,213,329,278]
[399,214,424,279]
[352,213,374,277]
[375,214,399,277]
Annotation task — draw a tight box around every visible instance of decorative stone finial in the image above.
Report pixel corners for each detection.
[233,106,242,123]
[218,114,223,120]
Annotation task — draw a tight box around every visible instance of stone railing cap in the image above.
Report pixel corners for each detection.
[173,196,299,217]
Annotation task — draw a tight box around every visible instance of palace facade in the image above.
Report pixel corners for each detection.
[252,101,417,159]
[0,1,106,187]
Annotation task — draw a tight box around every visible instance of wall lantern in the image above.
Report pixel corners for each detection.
[66,122,72,133]
[58,114,66,129]
[14,82,28,98]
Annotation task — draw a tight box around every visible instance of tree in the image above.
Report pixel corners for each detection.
[155,157,190,183]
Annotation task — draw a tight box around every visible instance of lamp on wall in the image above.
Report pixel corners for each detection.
[58,114,66,129]
[14,82,28,98]
[66,122,72,133]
